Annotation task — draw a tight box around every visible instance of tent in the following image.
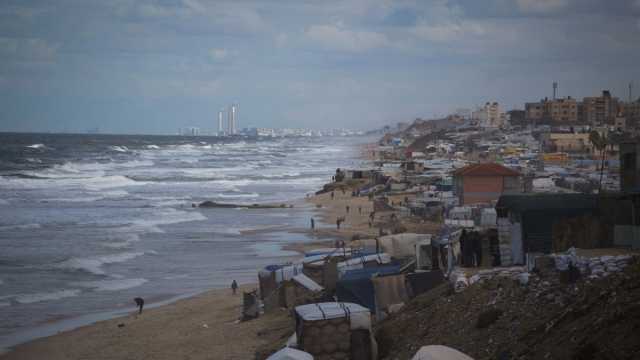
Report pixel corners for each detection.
[411,345,474,360]
[336,265,402,312]
[267,347,314,360]
[378,233,431,258]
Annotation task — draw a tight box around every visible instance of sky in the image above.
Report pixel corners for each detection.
[0,0,639,134]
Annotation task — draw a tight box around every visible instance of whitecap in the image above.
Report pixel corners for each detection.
[146,145,160,149]
[71,278,148,292]
[25,144,46,149]
[109,145,129,153]
[55,251,146,275]
[13,289,81,304]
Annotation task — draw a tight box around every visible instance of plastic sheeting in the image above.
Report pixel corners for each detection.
[337,253,392,277]
[378,233,431,258]
[411,345,474,360]
[267,347,314,360]
[295,302,371,330]
[292,273,324,292]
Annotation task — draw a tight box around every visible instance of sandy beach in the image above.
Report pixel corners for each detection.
[0,285,292,360]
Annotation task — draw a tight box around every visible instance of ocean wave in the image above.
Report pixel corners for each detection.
[109,145,129,153]
[25,143,53,150]
[13,289,82,304]
[55,251,146,275]
[71,278,148,292]
[146,145,160,149]
[0,199,9,205]
[0,223,41,231]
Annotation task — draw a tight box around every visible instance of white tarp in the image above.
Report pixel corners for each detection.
[449,207,472,220]
[303,249,352,264]
[275,263,305,283]
[267,347,314,360]
[379,233,430,258]
[295,302,371,330]
[411,345,474,360]
[304,248,351,257]
[292,273,324,292]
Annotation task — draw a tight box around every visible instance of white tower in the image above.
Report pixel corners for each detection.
[228,103,238,135]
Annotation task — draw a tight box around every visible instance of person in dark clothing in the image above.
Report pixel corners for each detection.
[459,229,469,267]
[331,191,335,200]
[358,206,362,214]
[134,297,144,314]
[310,217,315,230]
[346,205,350,213]
[231,280,238,295]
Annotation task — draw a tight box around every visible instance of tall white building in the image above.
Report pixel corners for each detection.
[228,104,238,134]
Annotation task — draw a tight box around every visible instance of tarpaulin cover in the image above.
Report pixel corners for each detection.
[338,253,392,276]
[336,277,376,312]
[292,273,323,292]
[336,263,402,312]
[266,347,314,360]
[340,265,402,281]
[295,302,371,330]
[372,273,409,310]
[411,345,474,360]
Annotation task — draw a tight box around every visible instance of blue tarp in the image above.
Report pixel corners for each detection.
[336,265,402,312]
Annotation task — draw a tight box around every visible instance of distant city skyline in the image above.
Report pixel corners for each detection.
[0,0,639,134]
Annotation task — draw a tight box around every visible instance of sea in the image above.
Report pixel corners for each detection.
[0,132,368,350]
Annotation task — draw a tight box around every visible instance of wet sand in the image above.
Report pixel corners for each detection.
[0,285,292,360]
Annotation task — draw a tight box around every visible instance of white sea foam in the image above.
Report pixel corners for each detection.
[56,251,146,275]
[25,143,46,149]
[71,278,148,292]
[146,145,160,149]
[13,289,82,304]
[109,145,129,153]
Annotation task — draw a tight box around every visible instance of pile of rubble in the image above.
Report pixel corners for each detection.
[376,251,640,360]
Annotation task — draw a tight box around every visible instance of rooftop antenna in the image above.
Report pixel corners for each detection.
[552,82,558,100]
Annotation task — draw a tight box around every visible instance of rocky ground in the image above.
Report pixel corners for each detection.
[376,259,640,360]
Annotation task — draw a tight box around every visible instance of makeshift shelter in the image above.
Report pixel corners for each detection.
[411,345,474,360]
[280,273,325,309]
[378,233,431,258]
[335,265,402,312]
[372,273,410,318]
[295,302,375,360]
[267,348,314,360]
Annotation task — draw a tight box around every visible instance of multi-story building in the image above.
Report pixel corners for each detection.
[525,97,577,123]
[473,102,504,128]
[582,90,619,125]
[544,97,578,123]
[621,99,640,128]
[525,102,544,122]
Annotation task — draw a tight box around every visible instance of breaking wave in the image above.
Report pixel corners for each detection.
[55,252,146,275]
[71,278,148,292]
[12,289,82,304]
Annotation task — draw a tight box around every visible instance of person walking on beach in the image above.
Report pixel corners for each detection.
[310,217,315,230]
[346,205,350,214]
[134,297,144,314]
[358,206,362,215]
[331,191,335,200]
[231,280,238,295]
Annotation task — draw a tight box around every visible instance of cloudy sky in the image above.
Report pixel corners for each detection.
[1,0,639,134]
